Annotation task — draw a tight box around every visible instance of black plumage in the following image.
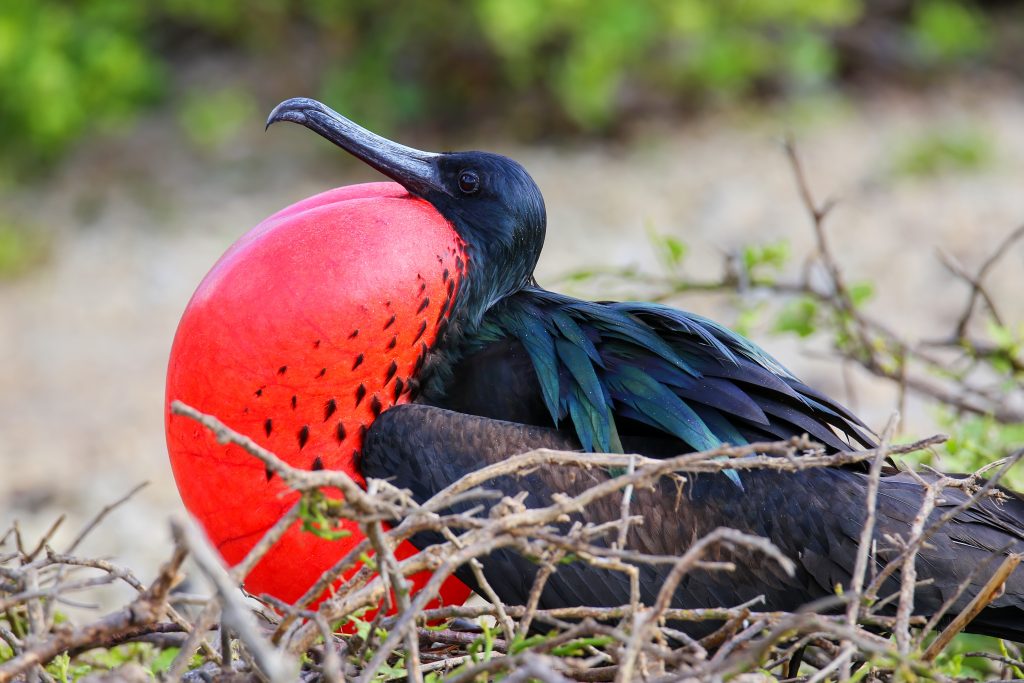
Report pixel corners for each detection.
[427,287,875,457]
[364,405,1024,640]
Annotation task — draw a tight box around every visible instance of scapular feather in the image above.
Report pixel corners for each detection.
[469,286,874,475]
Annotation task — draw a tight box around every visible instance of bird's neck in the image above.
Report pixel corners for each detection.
[412,255,534,403]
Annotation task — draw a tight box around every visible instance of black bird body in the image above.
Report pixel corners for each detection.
[365,405,1024,640]
[266,97,1024,641]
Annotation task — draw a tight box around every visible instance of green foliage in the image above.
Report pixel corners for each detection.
[370,659,408,680]
[467,620,498,663]
[149,647,180,674]
[177,86,259,150]
[299,489,352,541]
[339,610,407,679]
[928,633,1003,680]
[649,230,689,271]
[339,607,377,644]
[476,0,859,127]
[770,278,871,346]
[982,319,1024,377]
[46,653,71,683]
[509,630,555,655]
[911,0,991,63]
[40,642,189,680]
[0,0,163,173]
[0,222,50,278]
[849,281,874,308]
[932,411,1024,490]
[733,301,765,338]
[894,128,994,177]
[741,240,790,283]
[358,551,377,571]
[4,0,1005,175]
[894,400,1024,492]
[775,296,820,338]
[550,635,615,656]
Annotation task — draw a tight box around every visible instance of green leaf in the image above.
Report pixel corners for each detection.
[774,297,819,338]
[358,552,378,571]
[150,647,180,674]
[509,632,555,655]
[894,128,993,178]
[345,612,373,642]
[46,653,70,683]
[299,490,352,541]
[911,0,990,63]
[550,636,615,657]
[985,319,1015,350]
[662,236,688,268]
[849,281,874,308]
[374,660,407,680]
[565,269,596,282]
[733,302,764,338]
[648,229,689,271]
[177,86,258,149]
[0,222,49,279]
[742,240,790,283]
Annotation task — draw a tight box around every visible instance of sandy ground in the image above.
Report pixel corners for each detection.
[3,81,1024,583]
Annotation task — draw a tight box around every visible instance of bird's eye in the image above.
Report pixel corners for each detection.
[457,170,480,195]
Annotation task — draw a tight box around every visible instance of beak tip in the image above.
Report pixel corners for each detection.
[266,97,323,130]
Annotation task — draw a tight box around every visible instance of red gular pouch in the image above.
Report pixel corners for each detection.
[166,182,472,615]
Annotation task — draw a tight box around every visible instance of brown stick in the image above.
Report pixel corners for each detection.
[172,517,296,683]
[922,553,1022,662]
[0,543,187,683]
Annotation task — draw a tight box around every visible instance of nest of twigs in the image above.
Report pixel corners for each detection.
[2,404,1023,683]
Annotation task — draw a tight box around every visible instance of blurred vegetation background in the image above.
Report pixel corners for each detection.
[3,1,1022,478]
[1,0,1019,181]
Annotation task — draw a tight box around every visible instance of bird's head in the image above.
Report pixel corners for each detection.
[267,97,546,324]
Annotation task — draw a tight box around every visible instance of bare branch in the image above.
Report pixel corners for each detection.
[171,517,297,683]
[923,553,1022,662]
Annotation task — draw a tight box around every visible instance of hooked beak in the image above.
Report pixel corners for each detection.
[267,97,444,198]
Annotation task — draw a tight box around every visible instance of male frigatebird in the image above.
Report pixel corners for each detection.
[166,97,1024,640]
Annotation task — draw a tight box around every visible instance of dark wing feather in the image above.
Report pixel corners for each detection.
[363,405,1024,641]
[442,287,874,457]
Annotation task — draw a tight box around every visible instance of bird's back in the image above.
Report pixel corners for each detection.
[427,286,874,457]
